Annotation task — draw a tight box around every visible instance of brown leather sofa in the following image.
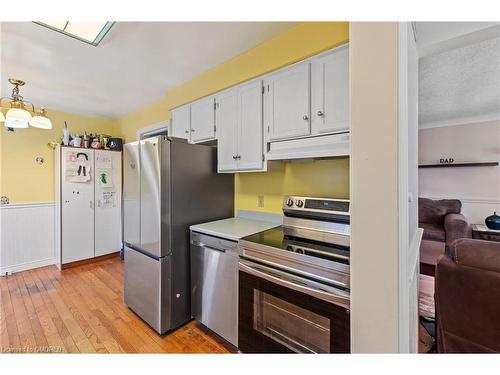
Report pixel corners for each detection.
[435,238,500,353]
[419,198,469,276]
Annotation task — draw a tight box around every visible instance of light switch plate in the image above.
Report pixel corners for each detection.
[257,195,264,208]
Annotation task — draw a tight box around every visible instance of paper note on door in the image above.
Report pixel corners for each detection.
[97,170,113,188]
[66,151,91,183]
[96,154,113,169]
[101,191,116,208]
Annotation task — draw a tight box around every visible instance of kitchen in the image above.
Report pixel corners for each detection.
[123,27,351,353]
[0,19,417,358]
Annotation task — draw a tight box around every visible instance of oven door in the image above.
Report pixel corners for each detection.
[238,259,350,353]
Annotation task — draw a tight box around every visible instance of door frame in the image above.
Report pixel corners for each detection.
[397,21,422,353]
[136,120,170,141]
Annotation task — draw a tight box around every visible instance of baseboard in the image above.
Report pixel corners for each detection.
[0,257,56,276]
[61,252,120,270]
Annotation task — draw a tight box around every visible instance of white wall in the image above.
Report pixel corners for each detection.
[419,120,500,223]
[350,22,400,353]
[0,203,56,275]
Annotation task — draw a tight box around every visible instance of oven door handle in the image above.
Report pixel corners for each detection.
[239,260,350,308]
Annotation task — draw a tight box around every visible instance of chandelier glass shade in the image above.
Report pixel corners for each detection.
[0,79,52,130]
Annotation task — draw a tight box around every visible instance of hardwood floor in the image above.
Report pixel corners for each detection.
[0,255,235,353]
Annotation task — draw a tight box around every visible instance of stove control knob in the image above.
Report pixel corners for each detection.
[295,199,304,208]
[285,198,294,207]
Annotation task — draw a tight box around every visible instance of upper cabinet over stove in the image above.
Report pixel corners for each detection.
[171,43,350,172]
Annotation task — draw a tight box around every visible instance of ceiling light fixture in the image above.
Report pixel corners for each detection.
[34,21,115,46]
[0,79,53,131]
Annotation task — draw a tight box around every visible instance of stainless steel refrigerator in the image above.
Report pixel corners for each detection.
[123,135,234,334]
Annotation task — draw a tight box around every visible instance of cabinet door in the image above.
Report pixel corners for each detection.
[267,62,310,141]
[311,45,349,134]
[61,148,95,264]
[238,80,264,170]
[94,150,122,257]
[191,96,215,143]
[215,88,239,172]
[171,105,191,140]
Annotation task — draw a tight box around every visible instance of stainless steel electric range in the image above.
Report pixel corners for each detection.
[238,196,351,353]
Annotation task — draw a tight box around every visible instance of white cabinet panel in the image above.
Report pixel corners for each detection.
[171,105,191,140]
[238,80,264,170]
[94,150,122,257]
[216,88,239,172]
[266,62,310,141]
[61,148,95,263]
[311,45,349,134]
[191,96,215,143]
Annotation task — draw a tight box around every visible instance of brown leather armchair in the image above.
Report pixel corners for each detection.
[419,198,469,276]
[435,238,500,353]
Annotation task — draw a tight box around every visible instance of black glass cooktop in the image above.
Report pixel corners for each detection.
[241,226,350,265]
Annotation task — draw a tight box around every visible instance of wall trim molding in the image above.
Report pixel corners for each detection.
[419,113,500,130]
[0,257,56,276]
[0,202,55,210]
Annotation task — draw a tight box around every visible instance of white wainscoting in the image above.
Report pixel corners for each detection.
[0,203,56,275]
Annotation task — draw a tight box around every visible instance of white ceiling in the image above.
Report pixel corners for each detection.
[1,22,296,119]
[417,22,500,128]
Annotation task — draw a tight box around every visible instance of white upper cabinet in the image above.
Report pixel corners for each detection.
[237,80,264,171]
[216,80,264,172]
[311,44,350,135]
[171,105,191,140]
[190,96,216,143]
[265,62,311,141]
[216,88,239,172]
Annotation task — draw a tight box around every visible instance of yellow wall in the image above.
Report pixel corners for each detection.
[0,109,116,204]
[115,22,349,142]
[235,159,349,214]
[114,22,350,214]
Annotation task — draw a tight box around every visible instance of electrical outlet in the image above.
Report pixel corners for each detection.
[257,195,265,208]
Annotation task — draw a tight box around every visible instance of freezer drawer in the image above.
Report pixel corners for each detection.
[124,247,171,334]
[191,232,239,346]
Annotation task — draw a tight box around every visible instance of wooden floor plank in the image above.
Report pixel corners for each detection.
[31,268,81,353]
[13,272,50,350]
[6,275,37,351]
[0,256,234,354]
[21,270,67,353]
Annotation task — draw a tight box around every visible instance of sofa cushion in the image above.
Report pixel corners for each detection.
[419,198,461,225]
[420,239,446,266]
[448,238,500,274]
[421,223,446,242]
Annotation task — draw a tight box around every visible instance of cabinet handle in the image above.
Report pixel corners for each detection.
[317,110,324,117]
[90,200,93,209]
[184,130,189,134]
[191,129,195,132]
[302,114,309,121]
[237,155,241,160]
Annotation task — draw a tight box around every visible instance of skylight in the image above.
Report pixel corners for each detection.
[34,21,115,46]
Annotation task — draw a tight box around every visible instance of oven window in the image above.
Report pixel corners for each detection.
[253,290,330,353]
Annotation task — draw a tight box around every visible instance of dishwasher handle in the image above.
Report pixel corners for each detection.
[239,260,350,308]
[191,241,226,253]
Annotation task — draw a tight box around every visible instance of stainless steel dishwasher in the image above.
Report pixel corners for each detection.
[190,230,239,346]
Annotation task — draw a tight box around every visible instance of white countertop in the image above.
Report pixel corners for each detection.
[190,217,279,241]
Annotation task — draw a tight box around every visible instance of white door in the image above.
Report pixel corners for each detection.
[191,96,215,143]
[171,105,191,140]
[94,150,122,257]
[216,88,239,172]
[311,45,350,134]
[61,148,94,264]
[266,62,310,141]
[238,80,264,170]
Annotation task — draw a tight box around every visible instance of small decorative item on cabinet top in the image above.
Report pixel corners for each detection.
[485,212,500,230]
